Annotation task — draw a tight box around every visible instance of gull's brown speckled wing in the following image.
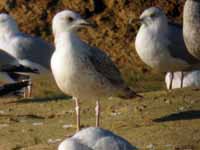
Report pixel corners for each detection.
[87,46,125,87]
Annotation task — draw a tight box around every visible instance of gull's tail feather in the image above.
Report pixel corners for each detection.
[0,64,39,74]
[0,80,30,96]
[119,87,143,99]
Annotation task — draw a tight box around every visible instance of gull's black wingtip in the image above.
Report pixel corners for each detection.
[0,80,31,97]
[0,64,39,74]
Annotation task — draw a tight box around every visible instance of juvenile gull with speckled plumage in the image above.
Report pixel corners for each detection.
[51,10,141,132]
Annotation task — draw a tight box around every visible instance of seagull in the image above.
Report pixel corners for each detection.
[0,49,39,97]
[183,0,200,60]
[51,10,141,131]
[0,13,54,96]
[0,80,31,97]
[0,13,54,73]
[58,127,137,150]
[135,7,200,90]
[165,70,200,90]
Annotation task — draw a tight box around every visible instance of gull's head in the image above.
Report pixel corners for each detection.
[0,13,19,34]
[139,7,167,27]
[52,10,92,35]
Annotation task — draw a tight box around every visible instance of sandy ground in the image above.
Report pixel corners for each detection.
[0,75,199,150]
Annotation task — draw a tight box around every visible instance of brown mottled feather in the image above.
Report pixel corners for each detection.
[87,46,141,99]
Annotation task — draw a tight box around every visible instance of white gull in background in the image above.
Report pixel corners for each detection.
[58,127,137,150]
[0,13,54,73]
[183,0,200,60]
[165,70,200,90]
[51,10,141,131]
[135,7,200,90]
[0,13,54,96]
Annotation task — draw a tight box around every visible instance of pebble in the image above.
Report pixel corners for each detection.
[48,138,62,144]
[32,122,44,126]
[0,124,9,128]
[62,124,73,129]
[146,143,155,149]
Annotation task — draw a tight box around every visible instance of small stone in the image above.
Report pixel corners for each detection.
[110,112,121,116]
[179,107,185,111]
[32,122,44,126]
[165,144,172,147]
[146,143,155,149]
[0,110,5,114]
[48,138,62,144]
[164,99,172,104]
[62,124,73,129]
[0,124,9,128]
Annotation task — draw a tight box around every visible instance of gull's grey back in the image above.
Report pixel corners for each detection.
[0,49,18,67]
[72,127,137,150]
[72,127,115,147]
[9,32,54,70]
[183,0,200,60]
[94,136,135,150]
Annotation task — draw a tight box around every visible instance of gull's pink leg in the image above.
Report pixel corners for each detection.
[95,100,100,127]
[27,80,32,97]
[74,97,80,132]
[23,87,27,98]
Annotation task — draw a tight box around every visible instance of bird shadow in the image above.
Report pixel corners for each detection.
[153,110,200,122]
[7,94,72,104]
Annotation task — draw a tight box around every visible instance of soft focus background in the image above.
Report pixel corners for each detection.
[0,0,185,73]
[0,0,200,150]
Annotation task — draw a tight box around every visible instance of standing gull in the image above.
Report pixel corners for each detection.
[165,70,200,90]
[0,13,54,73]
[135,7,200,89]
[183,0,200,60]
[0,13,54,95]
[58,127,137,150]
[51,10,141,131]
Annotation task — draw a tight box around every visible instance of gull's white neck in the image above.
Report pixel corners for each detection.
[54,31,82,52]
[141,17,168,35]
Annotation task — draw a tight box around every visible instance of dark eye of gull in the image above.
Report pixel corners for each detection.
[67,17,74,22]
[150,13,156,18]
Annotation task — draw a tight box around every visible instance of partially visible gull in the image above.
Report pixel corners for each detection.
[0,49,38,97]
[58,127,137,150]
[0,13,54,96]
[135,7,200,90]
[0,13,54,73]
[165,70,200,89]
[51,10,141,131]
[0,80,31,97]
[183,0,200,60]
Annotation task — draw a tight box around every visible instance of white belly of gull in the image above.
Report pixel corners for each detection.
[135,27,189,72]
[51,49,115,101]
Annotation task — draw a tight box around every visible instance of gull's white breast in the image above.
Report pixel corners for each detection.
[51,44,115,100]
[135,26,188,72]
